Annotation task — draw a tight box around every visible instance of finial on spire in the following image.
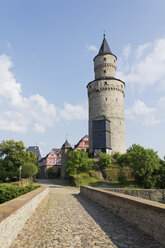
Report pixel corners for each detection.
[103,28,106,38]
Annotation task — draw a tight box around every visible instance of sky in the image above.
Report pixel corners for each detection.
[0,0,165,158]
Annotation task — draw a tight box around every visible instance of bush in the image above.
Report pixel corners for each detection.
[126,144,161,188]
[99,152,112,168]
[0,184,40,204]
[47,167,60,179]
[22,163,38,179]
[117,170,127,184]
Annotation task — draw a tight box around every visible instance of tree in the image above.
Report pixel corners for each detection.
[99,152,112,168]
[126,144,161,188]
[0,140,37,182]
[66,150,93,178]
[22,163,38,179]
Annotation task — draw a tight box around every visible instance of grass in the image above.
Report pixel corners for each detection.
[108,180,142,189]
[74,172,102,187]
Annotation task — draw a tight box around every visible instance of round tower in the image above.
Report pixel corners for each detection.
[87,34,126,155]
[61,140,72,179]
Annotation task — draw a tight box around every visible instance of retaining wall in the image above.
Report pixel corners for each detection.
[0,186,49,248]
[80,186,165,246]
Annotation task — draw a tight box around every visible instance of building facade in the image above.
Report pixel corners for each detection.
[38,149,61,170]
[74,135,89,152]
[87,35,126,155]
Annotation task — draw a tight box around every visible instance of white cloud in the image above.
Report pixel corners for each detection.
[34,124,45,133]
[135,42,151,59]
[0,54,87,133]
[86,44,98,52]
[123,44,131,59]
[126,100,160,126]
[117,38,165,89]
[60,102,87,120]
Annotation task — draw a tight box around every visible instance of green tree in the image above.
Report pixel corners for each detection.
[127,144,161,188]
[22,163,38,179]
[66,150,93,178]
[0,140,37,182]
[99,152,112,168]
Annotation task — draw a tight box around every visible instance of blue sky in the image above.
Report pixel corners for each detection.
[0,0,165,158]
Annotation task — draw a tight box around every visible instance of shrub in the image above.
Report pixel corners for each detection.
[22,163,38,179]
[117,170,127,184]
[99,152,112,168]
[0,184,40,204]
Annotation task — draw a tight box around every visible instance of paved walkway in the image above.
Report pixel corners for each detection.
[10,180,164,248]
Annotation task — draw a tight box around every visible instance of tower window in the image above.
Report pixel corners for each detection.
[114,59,115,63]
[104,58,106,61]
[104,70,106,73]
[104,82,107,85]
[106,98,107,101]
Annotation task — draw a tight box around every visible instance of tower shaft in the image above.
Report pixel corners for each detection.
[87,36,126,155]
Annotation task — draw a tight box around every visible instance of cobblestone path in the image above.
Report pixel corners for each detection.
[10,183,164,248]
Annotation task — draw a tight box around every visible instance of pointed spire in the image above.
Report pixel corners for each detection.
[98,34,112,55]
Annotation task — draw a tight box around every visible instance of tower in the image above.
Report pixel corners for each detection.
[61,140,72,179]
[87,35,126,156]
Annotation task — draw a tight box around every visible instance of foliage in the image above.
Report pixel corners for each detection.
[22,163,38,178]
[117,170,127,184]
[73,172,101,187]
[47,167,60,179]
[126,144,161,188]
[0,184,40,204]
[0,140,37,182]
[99,152,112,168]
[66,150,93,178]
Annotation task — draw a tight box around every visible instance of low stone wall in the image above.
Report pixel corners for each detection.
[105,188,165,202]
[80,186,165,246]
[0,186,49,248]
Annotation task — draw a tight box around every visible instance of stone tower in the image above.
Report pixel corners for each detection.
[87,35,126,155]
[61,140,72,179]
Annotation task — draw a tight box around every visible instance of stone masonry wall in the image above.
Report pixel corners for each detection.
[105,188,165,202]
[80,186,165,246]
[0,186,49,248]
[88,78,126,154]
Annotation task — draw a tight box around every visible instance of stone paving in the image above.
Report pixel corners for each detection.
[10,181,164,248]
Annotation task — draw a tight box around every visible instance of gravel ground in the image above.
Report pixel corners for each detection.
[10,182,164,248]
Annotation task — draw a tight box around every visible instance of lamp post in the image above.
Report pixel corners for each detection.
[19,165,22,183]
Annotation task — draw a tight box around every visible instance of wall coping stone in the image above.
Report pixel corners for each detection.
[81,186,165,212]
[81,186,165,245]
[0,186,47,223]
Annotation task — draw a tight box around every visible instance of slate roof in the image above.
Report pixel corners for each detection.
[98,34,112,55]
[61,140,72,149]
[26,146,42,161]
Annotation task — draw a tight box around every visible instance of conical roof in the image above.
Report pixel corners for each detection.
[98,34,112,55]
[61,139,72,149]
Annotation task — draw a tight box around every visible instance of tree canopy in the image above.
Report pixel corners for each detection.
[22,163,38,178]
[99,152,112,168]
[126,144,161,188]
[0,140,37,182]
[66,150,93,178]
